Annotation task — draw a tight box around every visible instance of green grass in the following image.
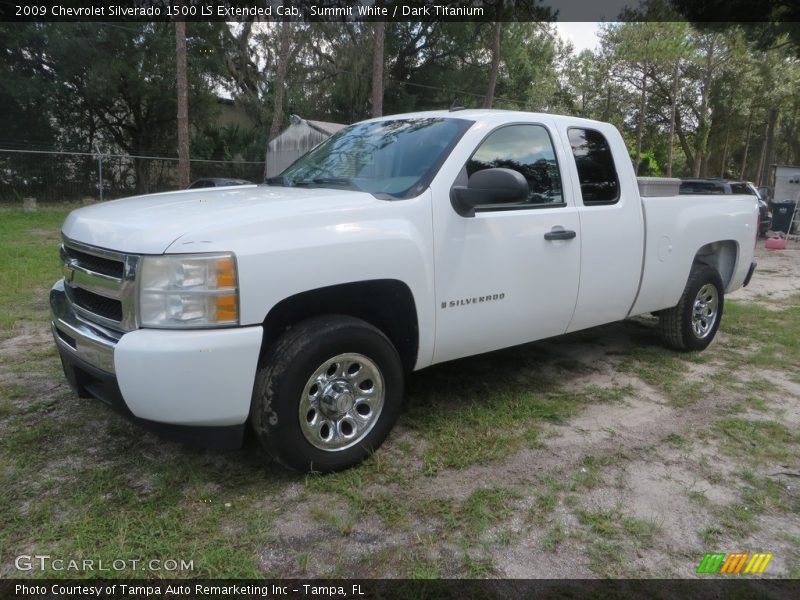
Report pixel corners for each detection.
[0,204,73,335]
[541,525,567,552]
[405,358,631,474]
[664,433,688,449]
[460,487,520,539]
[0,204,295,576]
[616,297,800,410]
[620,515,660,546]
[696,470,792,546]
[713,418,799,466]
[720,298,800,371]
[576,508,660,548]
[1,432,286,577]
[687,489,710,507]
[571,456,607,490]
[574,508,660,577]
[2,204,800,578]
[577,509,618,537]
[619,346,710,406]
[532,490,559,523]
[585,539,626,577]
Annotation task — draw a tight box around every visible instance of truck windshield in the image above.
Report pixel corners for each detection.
[273,117,473,199]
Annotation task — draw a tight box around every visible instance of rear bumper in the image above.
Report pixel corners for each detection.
[743,261,757,288]
[50,280,263,449]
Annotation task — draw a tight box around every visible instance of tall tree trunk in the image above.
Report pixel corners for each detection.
[483,21,502,108]
[739,110,753,179]
[759,108,779,188]
[264,21,292,180]
[675,117,695,169]
[634,67,647,175]
[786,103,799,165]
[667,59,679,177]
[754,120,769,188]
[134,159,149,195]
[700,153,709,178]
[693,35,716,177]
[371,21,385,118]
[175,20,190,189]
[719,127,730,178]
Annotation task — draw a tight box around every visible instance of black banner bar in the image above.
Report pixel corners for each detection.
[1,0,799,23]
[2,579,800,600]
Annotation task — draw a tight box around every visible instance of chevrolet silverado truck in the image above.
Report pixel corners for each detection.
[51,110,758,472]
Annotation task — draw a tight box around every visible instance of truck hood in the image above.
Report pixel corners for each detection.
[62,185,380,254]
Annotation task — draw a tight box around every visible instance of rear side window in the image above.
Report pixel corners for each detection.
[568,128,619,205]
[679,181,725,194]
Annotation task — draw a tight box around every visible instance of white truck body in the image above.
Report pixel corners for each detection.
[51,110,758,469]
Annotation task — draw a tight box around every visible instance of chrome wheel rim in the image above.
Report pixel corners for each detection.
[691,283,719,339]
[298,353,384,451]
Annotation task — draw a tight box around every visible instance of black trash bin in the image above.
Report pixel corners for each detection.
[771,201,797,234]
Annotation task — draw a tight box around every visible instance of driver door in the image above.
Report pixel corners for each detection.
[431,121,581,364]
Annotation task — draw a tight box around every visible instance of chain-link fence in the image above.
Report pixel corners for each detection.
[0,149,264,204]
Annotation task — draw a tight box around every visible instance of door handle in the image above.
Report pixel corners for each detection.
[544,229,577,241]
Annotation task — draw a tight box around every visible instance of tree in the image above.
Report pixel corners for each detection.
[371,21,385,117]
[0,25,58,150]
[267,22,292,159]
[604,20,689,174]
[672,0,800,58]
[20,23,226,193]
[175,20,190,188]
[483,21,502,108]
[222,22,269,130]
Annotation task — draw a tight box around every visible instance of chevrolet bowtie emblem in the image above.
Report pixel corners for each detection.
[64,259,78,283]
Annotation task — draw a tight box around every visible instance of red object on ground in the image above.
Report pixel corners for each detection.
[765,236,786,250]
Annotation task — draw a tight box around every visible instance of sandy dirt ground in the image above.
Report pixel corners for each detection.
[249,241,800,578]
[2,239,799,579]
[730,241,800,303]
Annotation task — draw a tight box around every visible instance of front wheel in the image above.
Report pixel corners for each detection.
[251,315,403,473]
[659,263,724,352]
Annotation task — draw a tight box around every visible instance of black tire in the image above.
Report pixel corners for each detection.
[251,315,403,473]
[659,263,725,352]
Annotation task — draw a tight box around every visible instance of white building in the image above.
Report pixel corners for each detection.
[266,115,346,178]
[773,164,800,203]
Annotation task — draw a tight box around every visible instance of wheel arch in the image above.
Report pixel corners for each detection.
[692,240,739,291]
[260,279,419,372]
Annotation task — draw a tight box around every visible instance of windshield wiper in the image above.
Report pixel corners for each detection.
[265,176,287,186]
[289,177,358,189]
[311,177,356,186]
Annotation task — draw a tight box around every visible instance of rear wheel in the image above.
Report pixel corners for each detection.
[251,315,403,473]
[659,264,724,352]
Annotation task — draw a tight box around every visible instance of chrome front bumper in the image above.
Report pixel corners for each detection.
[50,277,252,450]
[50,279,121,374]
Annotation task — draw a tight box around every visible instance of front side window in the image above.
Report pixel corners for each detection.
[276,117,473,199]
[568,128,620,205]
[466,124,563,207]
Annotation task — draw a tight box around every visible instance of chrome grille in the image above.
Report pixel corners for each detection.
[62,245,124,279]
[71,287,123,321]
[60,238,139,332]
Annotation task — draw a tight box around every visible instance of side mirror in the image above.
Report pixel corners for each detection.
[450,168,529,217]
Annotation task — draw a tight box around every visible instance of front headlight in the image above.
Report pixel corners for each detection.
[138,253,239,328]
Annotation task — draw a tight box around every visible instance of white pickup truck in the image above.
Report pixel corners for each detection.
[51,110,758,472]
